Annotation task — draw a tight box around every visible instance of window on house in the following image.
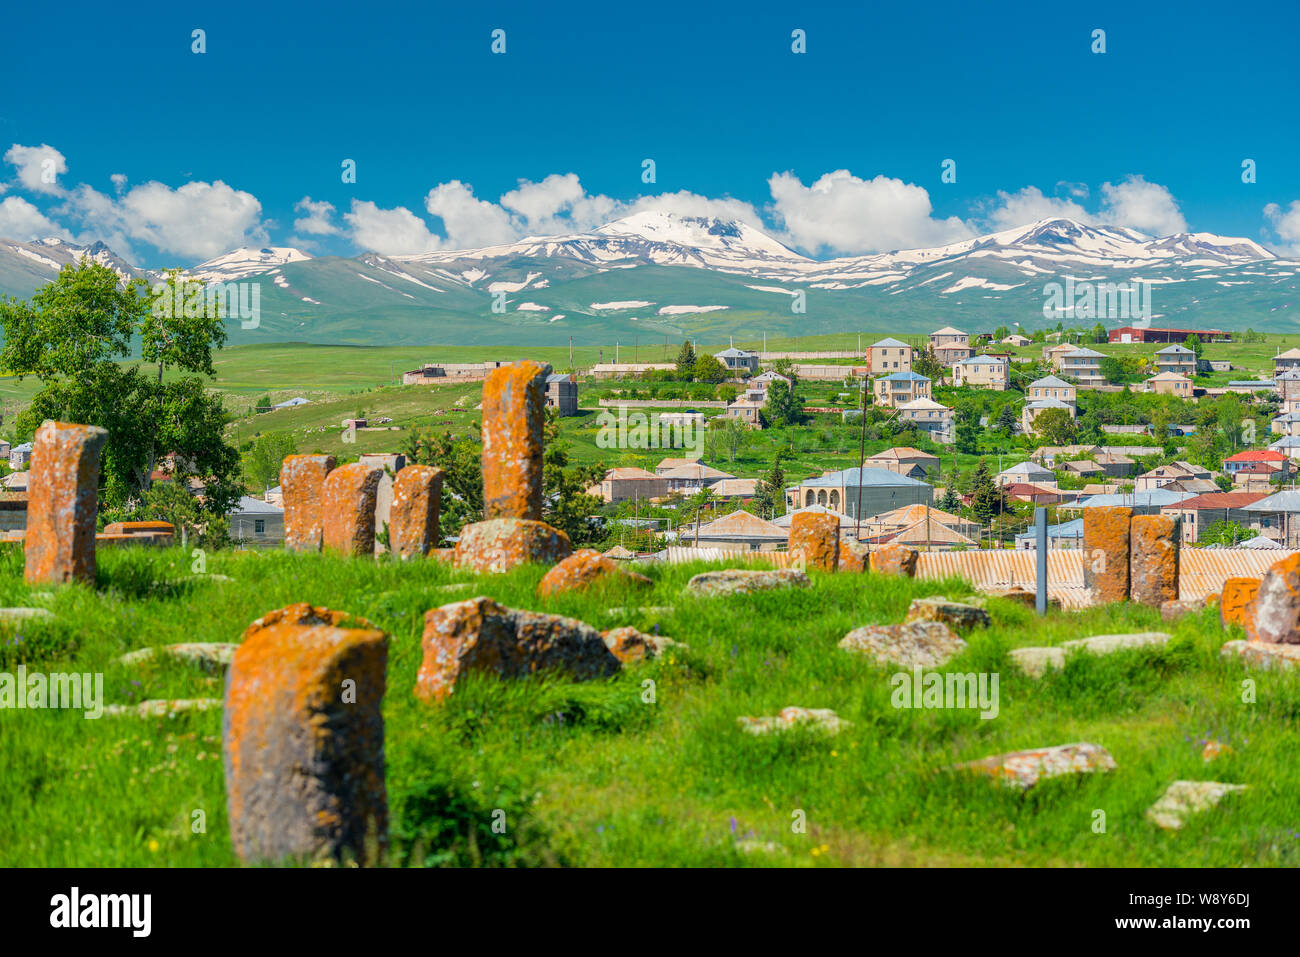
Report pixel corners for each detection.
[254,519,266,534]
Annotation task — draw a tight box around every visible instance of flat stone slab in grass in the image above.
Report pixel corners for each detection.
[104,698,222,718]
[1011,632,1171,678]
[600,626,686,664]
[1146,780,1248,830]
[685,568,810,597]
[606,605,676,618]
[116,643,239,673]
[1160,598,1205,623]
[905,597,991,632]
[1220,639,1300,671]
[0,607,55,623]
[953,742,1117,790]
[839,620,966,668]
[435,582,474,593]
[737,706,849,736]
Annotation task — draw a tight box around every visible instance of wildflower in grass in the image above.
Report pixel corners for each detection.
[147,839,160,852]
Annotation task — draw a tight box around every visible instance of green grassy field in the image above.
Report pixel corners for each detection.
[1,544,1295,867]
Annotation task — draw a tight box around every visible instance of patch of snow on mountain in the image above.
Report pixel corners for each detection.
[590,300,653,310]
[657,304,728,315]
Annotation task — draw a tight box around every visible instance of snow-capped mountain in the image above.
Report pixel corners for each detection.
[190,246,312,282]
[0,214,1293,346]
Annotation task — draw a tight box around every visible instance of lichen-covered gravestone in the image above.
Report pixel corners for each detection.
[24,420,109,585]
[389,464,443,559]
[280,454,336,552]
[322,463,384,556]
[788,512,840,572]
[224,605,389,865]
[453,360,573,573]
[1083,506,1132,603]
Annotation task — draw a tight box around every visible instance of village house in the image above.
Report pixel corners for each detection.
[1271,411,1300,437]
[545,373,579,416]
[723,398,764,428]
[929,326,973,366]
[786,466,933,519]
[1147,371,1193,396]
[1231,461,1286,491]
[1001,333,1032,347]
[1022,397,1075,433]
[1161,491,1270,544]
[1223,449,1289,478]
[773,503,858,535]
[1025,375,1078,409]
[8,442,32,470]
[863,447,940,479]
[588,467,669,504]
[895,397,953,443]
[1242,490,1300,547]
[689,509,787,551]
[655,456,702,475]
[1273,347,1300,376]
[863,502,983,541]
[865,337,914,374]
[402,361,509,384]
[1045,342,1077,368]
[952,354,1009,390]
[1154,344,1197,377]
[873,371,932,408]
[710,477,759,499]
[229,495,285,545]
[1002,483,1075,506]
[715,347,759,376]
[658,462,735,493]
[1134,461,1214,492]
[1059,347,1108,388]
[1014,517,1084,549]
[751,370,792,392]
[1093,451,1136,478]
[996,461,1056,488]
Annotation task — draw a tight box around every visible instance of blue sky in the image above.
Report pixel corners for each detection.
[2,0,1298,264]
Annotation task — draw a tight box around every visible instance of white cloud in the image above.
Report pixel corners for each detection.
[0,196,68,241]
[293,196,342,236]
[344,200,441,255]
[110,173,128,193]
[423,180,518,249]
[4,143,68,195]
[766,170,975,255]
[1265,200,1300,256]
[1096,175,1187,235]
[60,180,267,260]
[986,186,1090,230]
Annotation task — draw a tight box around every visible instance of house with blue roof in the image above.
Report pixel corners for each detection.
[873,370,931,408]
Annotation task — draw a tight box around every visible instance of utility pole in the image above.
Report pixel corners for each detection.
[569,336,573,372]
[855,378,869,551]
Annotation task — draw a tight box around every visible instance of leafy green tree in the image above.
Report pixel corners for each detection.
[1091,322,1107,343]
[691,354,727,384]
[542,437,606,547]
[712,415,747,463]
[1185,333,1203,359]
[244,431,297,491]
[753,454,787,519]
[0,262,240,518]
[1031,407,1078,445]
[675,340,696,379]
[967,458,1004,524]
[403,429,484,540]
[770,357,798,386]
[913,346,945,380]
[937,487,962,513]
[994,403,1018,434]
[764,379,804,427]
[1198,519,1249,546]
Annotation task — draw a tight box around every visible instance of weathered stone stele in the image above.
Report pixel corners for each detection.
[1220,577,1261,638]
[224,607,389,865]
[321,462,384,556]
[280,454,336,552]
[870,543,918,577]
[1248,554,1300,644]
[1129,514,1179,606]
[537,548,651,597]
[24,420,109,585]
[416,596,621,702]
[453,517,572,574]
[388,464,443,559]
[1082,506,1131,603]
[839,620,967,668]
[481,360,551,521]
[788,512,840,572]
[684,568,810,596]
[838,539,869,572]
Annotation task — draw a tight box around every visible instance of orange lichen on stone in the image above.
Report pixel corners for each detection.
[280,454,336,552]
[24,420,109,585]
[536,548,652,597]
[415,596,620,702]
[1082,506,1132,603]
[102,520,175,536]
[223,616,388,865]
[453,517,572,574]
[1248,554,1300,644]
[1129,514,1180,606]
[600,626,680,664]
[1219,577,1261,639]
[389,465,443,559]
[242,602,377,641]
[481,360,550,521]
[870,543,918,577]
[321,462,383,556]
[788,512,840,572]
[838,540,869,573]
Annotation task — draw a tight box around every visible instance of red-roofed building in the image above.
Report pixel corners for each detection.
[1223,449,1289,476]
[1000,483,1074,505]
[1159,490,1271,543]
